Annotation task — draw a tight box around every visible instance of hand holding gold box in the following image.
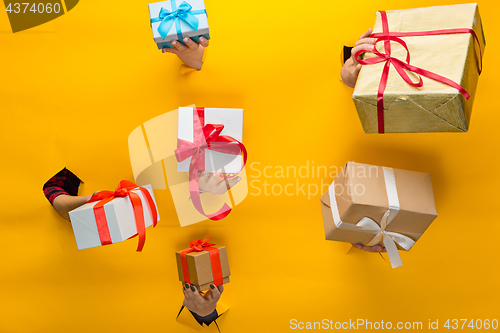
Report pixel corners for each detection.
[353,3,486,133]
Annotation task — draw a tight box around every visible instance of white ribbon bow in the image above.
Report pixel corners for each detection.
[356,211,415,268]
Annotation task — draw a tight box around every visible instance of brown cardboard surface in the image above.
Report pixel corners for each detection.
[321,162,438,250]
[353,3,485,133]
[175,245,231,291]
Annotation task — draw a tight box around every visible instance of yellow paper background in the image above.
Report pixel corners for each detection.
[0,0,499,332]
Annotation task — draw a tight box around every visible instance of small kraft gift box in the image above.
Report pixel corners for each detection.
[69,181,159,251]
[148,0,210,49]
[176,237,230,291]
[353,3,486,133]
[320,162,438,268]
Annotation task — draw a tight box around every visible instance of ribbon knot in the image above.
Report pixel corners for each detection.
[354,10,482,134]
[114,188,131,197]
[356,210,416,268]
[189,236,216,251]
[151,1,200,40]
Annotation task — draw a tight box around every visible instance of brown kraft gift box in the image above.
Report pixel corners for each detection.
[176,245,230,291]
[353,3,486,133]
[320,162,438,253]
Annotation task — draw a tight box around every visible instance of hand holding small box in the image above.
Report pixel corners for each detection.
[162,36,209,70]
[183,283,224,317]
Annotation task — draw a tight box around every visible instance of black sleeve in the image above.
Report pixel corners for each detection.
[190,309,219,326]
[343,46,353,64]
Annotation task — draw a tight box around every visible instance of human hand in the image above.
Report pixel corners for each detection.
[352,243,387,253]
[340,28,376,88]
[199,169,241,195]
[162,36,209,71]
[183,283,224,317]
[53,194,93,221]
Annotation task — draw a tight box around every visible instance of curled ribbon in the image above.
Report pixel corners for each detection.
[356,211,416,268]
[180,237,224,287]
[355,10,483,134]
[175,108,248,221]
[88,180,158,252]
[150,0,206,41]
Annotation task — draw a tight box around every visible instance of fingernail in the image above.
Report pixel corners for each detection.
[200,37,205,41]
[355,244,362,250]
[229,173,234,177]
[162,49,166,53]
[184,37,189,42]
[216,169,222,176]
[185,283,190,289]
[172,41,176,45]
[236,177,241,181]
[191,286,196,292]
[202,171,209,176]
[210,284,215,289]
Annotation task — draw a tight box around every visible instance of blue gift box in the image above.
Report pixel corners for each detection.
[148,0,210,50]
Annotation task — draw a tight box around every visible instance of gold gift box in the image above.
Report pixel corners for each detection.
[353,3,486,133]
[320,162,438,250]
[176,245,231,291]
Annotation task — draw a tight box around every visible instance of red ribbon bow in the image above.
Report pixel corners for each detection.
[175,107,248,221]
[180,236,224,287]
[355,11,483,134]
[88,180,158,252]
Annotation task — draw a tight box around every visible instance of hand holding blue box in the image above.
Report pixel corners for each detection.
[149,0,210,50]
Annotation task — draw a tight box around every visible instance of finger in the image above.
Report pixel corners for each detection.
[354,37,377,47]
[162,47,174,53]
[199,36,209,47]
[171,40,187,52]
[206,284,222,301]
[205,169,222,188]
[199,171,210,184]
[184,284,196,301]
[371,245,386,252]
[363,244,385,253]
[362,245,376,252]
[352,243,363,250]
[183,283,191,298]
[224,176,241,190]
[352,44,375,56]
[183,37,199,50]
[351,44,375,63]
[359,28,373,40]
[189,285,206,303]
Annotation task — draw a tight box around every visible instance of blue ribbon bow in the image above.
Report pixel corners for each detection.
[150,0,206,41]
